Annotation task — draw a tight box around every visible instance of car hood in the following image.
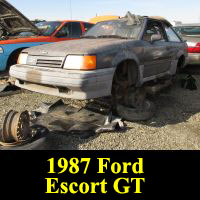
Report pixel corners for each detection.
[0,0,40,37]
[24,38,135,56]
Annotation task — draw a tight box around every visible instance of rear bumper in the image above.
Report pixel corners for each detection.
[188,53,200,64]
[9,64,115,99]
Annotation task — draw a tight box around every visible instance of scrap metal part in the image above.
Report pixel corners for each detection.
[95,112,125,134]
[0,76,21,97]
[0,82,9,92]
[0,110,33,147]
[122,11,141,25]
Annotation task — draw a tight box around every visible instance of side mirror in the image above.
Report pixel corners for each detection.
[151,34,162,43]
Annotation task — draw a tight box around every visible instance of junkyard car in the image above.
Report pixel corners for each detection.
[174,24,200,64]
[0,0,93,72]
[10,12,188,101]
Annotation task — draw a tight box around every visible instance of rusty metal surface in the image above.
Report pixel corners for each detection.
[1,110,30,144]
[2,110,16,143]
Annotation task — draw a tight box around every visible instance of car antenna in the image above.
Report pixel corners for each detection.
[69,0,72,20]
[68,0,73,36]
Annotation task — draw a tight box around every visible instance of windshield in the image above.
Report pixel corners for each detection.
[84,20,142,39]
[174,26,200,36]
[36,22,62,36]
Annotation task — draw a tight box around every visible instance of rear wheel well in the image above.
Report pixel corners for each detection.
[6,48,27,71]
[177,55,185,69]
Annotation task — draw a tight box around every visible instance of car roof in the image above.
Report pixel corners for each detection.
[147,16,172,26]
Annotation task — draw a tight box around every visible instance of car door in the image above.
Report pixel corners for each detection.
[142,20,171,77]
[54,22,83,42]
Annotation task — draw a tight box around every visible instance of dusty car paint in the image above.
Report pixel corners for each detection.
[10,13,188,100]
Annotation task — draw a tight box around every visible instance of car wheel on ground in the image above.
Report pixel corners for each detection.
[116,100,156,121]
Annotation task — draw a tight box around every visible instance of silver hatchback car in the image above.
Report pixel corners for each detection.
[10,13,188,101]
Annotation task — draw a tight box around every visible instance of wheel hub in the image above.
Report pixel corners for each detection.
[1,110,30,143]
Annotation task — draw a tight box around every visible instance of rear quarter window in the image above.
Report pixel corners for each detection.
[165,26,181,42]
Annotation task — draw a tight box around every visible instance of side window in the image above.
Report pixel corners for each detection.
[56,22,82,38]
[143,21,166,42]
[83,23,94,32]
[165,26,181,42]
[70,22,82,38]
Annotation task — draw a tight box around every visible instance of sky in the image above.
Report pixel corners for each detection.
[8,0,200,23]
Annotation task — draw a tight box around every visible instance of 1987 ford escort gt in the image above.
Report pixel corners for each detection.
[10,12,188,100]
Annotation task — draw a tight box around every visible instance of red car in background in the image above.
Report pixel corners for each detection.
[0,0,93,72]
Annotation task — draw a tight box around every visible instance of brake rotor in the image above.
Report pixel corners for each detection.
[1,110,30,143]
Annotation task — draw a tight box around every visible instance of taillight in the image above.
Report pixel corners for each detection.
[188,42,200,53]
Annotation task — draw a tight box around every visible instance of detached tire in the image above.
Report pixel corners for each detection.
[0,136,48,150]
[116,100,156,121]
[0,125,49,150]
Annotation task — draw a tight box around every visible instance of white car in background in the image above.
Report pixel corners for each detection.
[174,24,200,65]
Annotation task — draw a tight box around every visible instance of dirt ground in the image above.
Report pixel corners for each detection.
[0,67,200,150]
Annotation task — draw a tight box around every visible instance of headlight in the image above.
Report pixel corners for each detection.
[64,55,96,70]
[0,47,4,54]
[17,53,28,64]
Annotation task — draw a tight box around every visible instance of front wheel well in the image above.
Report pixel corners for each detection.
[111,59,139,97]
[6,48,27,71]
[114,59,139,84]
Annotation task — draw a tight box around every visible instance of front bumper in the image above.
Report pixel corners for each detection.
[188,53,200,65]
[10,64,115,100]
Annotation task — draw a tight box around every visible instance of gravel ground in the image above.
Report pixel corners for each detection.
[0,70,200,150]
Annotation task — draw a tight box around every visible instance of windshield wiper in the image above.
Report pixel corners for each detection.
[97,35,128,39]
[81,35,97,39]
